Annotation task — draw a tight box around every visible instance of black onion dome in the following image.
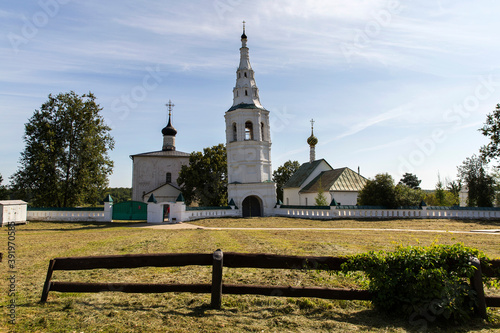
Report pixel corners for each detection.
[241,32,247,39]
[162,117,177,136]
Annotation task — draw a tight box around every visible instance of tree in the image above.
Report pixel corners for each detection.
[446,178,461,206]
[315,178,328,206]
[11,91,114,207]
[434,174,446,206]
[177,144,227,206]
[0,173,7,200]
[394,184,425,207]
[480,103,500,162]
[357,173,396,208]
[457,155,494,207]
[272,160,300,202]
[398,173,421,189]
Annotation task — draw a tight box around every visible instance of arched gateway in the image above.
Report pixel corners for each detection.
[242,196,262,217]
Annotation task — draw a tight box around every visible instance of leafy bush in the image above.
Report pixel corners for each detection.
[342,244,493,325]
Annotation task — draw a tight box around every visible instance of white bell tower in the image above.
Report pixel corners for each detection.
[225,22,276,217]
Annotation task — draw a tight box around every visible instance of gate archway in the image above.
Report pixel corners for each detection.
[242,196,262,217]
[112,201,147,220]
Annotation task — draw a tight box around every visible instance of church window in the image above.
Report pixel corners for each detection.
[245,121,253,140]
[238,73,241,78]
[232,123,237,141]
[261,122,265,141]
[244,72,247,78]
[305,198,308,206]
[166,172,172,183]
[245,90,248,96]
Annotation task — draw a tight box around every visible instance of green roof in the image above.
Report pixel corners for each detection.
[300,167,368,193]
[283,159,330,188]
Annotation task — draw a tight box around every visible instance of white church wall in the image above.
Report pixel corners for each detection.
[330,191,359,206]
[132,156,189,201]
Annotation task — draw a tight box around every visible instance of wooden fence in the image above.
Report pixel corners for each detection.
[41,251,500,318]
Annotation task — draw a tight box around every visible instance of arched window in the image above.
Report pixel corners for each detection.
[245,121,253,140]
[261,122,265,141]
[166,172,172,183]
[236,90,239,97]
[238,73,241,78]
[232,123,237,141]
[244,72,247,78]
[245,90,248,96]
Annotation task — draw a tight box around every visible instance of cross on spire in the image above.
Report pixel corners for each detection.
[310,118,315,130]
[166,99,175,116]
[242,20,246,33]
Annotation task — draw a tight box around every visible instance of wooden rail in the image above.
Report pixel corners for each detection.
[41,251,500,317]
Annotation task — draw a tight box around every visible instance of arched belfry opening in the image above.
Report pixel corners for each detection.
[245,121,253,140]
[242,195,262,217]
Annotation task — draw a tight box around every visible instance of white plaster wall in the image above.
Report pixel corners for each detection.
[330,191,359,206]
[132,156,189,201]
[283,187,301,206]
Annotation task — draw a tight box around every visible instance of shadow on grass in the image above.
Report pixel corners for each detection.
[25,296,500,333]
[18,221,145,232]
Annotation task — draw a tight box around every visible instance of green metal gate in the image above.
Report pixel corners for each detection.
[112,201,147,220]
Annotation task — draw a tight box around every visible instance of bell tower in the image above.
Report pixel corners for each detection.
[224,22,276,217]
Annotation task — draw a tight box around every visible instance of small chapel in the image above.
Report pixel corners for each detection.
[282,121,368,206]
[130,100,190,203]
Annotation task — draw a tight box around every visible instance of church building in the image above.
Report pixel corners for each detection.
[224,23,277,217]
[283,121,368,206]
[130,101,190,203]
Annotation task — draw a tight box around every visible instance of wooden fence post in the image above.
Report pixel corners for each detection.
[211,249,223,309]
[469,256,487,319]
[40,259,56,303]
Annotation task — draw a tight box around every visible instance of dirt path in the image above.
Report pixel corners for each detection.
[128,222,500,235]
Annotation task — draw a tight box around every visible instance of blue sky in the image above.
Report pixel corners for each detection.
[2,0,500,190]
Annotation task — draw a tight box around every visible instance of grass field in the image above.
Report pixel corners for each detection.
[1,217,500,332]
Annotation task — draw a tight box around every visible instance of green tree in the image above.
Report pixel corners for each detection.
[315,178,328,206]
[435,174,446,206]
[398,173,421,189]
[457,155,494,207]
[480,103,500,162]
[0,173,7,200]
[102,188,132,203]
[394,184,425,207]
[11,91,114,207]
[357,173,396,208]
[177,144,227,206]
[272,160,300,202]
[446,178,461,206]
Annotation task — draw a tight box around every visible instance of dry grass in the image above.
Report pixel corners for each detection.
[1,217,499,332]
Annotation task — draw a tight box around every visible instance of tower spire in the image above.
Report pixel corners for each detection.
[307,119,318,162]
[231,21,263,108]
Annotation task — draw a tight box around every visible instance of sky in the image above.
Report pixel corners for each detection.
[1,0,500,190]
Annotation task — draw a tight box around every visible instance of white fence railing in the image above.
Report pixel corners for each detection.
[27,203,113,222]
[274,205,500,220]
